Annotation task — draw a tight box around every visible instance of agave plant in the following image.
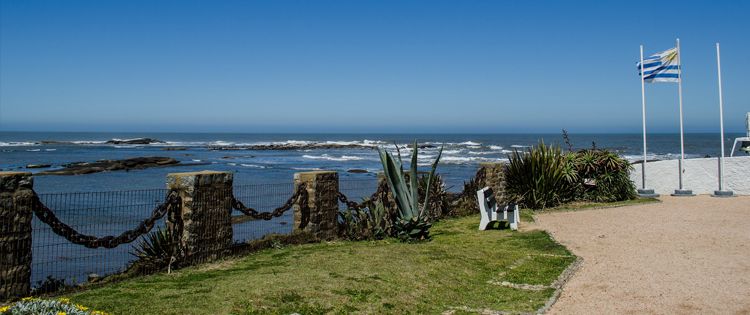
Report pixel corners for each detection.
[378,141,443,242]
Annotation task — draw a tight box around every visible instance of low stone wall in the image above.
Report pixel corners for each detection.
[629,156,750,195]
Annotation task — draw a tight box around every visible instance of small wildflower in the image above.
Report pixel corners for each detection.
[0,305,10,313]
[75,304,89,311]
[21,296,35,302]
[57,312,66,315]
[58,297,71,304]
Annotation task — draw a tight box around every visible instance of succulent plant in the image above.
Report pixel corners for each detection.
[378,141,442,241]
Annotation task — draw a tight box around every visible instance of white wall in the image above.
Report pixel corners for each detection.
[630,156,750,195]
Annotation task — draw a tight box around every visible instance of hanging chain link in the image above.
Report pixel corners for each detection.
[337,192,366,210]
[231,183,307,220]
[30,191,181,249]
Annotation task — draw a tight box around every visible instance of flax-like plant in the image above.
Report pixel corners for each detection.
[504,141,574,209]
[130,227,175,272]
[378,141,443,242]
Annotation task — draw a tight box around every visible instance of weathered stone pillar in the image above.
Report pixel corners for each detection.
[166,171,233,265]
[478,162,507,202]
[0,172,33,300]
[293,171,339,240]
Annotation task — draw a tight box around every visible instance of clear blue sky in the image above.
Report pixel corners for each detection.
[1,0,748,133]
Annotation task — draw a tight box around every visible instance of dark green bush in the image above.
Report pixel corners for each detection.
[571,149,636,202]
[505,141,575,209]
[505,141,636,210]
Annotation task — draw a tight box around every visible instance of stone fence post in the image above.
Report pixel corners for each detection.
[293,171,339,240]
[167,171,233,265]
[0,172,33,300]
[478,162,507,202]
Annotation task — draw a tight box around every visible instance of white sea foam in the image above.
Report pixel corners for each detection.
[439,156,501,164]
[240,164,266,168]
[292,167,324,171]
[71,140,107,145]
[510,144,530,148]
[302,154,365,161]
[468,151,495,155]
[0,141,38,147]
[441,149,463,154]
[209,141,234,146]
[26,149,41,152]
[192,159,202,162]
[459,141,481,146]
[45,149,57,151]
[489,145,503,150]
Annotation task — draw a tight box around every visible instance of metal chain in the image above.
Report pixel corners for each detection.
[30,191,181,249]
[337,192,366,210]
[231,183,307,220]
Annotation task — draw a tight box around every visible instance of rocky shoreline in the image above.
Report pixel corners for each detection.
[38,157,180,175]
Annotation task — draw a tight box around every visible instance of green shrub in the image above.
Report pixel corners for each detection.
[572,149,636,202]
[338,201,391,241]
[417,174,451,220]
[505,140,637,210]
[128,227,176,273]
[505,141,575,209]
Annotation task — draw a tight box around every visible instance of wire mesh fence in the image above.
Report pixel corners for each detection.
[338,179,379,210]
[231,182,296,243]
[18,178,382,290]
[32,189,169,288]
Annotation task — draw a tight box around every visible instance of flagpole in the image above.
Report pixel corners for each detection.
[713,42,734,197]
[672,38,693,196]
[638,45,657,197]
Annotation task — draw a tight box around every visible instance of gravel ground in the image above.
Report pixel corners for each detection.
[534,195,750,314]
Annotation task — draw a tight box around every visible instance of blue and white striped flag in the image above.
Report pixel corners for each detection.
[637,47,679,83]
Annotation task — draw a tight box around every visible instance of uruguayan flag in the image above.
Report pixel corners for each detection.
[637,47,680,83]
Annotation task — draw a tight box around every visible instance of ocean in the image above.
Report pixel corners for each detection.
[1,131,744,193]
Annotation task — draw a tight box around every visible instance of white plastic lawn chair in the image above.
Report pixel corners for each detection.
[477,187,519,231]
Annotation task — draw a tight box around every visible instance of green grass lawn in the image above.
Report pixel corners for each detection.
[67,216,575,314]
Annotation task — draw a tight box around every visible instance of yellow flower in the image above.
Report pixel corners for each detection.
[0,305,10,312]
[58,297,71,304]
[21,296,35,302]
[75,304,89,311]
[57,312,66,315]
[91,311,111,315]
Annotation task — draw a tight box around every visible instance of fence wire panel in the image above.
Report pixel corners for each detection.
[32,189,169,287]
[231,183,295,243]
[338,179,379,210]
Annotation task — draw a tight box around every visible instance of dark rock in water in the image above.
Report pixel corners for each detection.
[26,164,52,169]
[105,138,164,145]
[162,147,187,151]
[347,169,369,174]
[38,157,179,175]
[222,156,235,159]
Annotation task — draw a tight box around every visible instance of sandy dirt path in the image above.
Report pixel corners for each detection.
[534,195,750,314]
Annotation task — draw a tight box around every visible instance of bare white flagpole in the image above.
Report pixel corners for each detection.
[640,45,648,189]
[713,42,733,197]
[673,38,692,196]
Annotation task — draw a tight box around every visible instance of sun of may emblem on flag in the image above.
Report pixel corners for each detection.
[637,47,680,83]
